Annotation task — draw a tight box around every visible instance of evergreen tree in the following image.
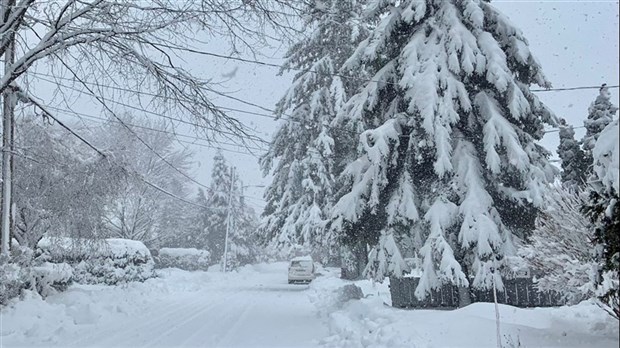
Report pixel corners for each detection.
[205,151,232,263]
[557,118,589,186]
[224,185,260,270]
[260,0,367,262]
[582,85,618,153]
[201,151,260,269]
[330,0,557,298]
[583,118,619,320]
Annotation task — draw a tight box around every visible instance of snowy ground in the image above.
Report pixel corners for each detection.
[0,263,326,348]
[1,262,618,348]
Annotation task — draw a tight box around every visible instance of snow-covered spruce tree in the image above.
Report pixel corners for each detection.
[583,118,619,320]
[205,151,233,264]
[557,118,589,187]
[224,185,260,271]
[582,85,618,153]
[519,185,596,304]
[330,0,557,300]
[260,0,368,263]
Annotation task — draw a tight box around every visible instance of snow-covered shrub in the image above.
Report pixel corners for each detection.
[0,251,32,305]
[519,185,597,304]
[156,248,210,271]
[1,244,75,305]
[36,237,155,285]
[32,262,73,297]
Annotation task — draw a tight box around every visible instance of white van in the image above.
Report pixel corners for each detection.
[288,256,315,284]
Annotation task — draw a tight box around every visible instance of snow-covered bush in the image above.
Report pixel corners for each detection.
[1,244,74,305]
[0,250,32,305]
[36,237,155,285]
[156,248,210,271]
[519,185,597,304]
[32,262,73,297]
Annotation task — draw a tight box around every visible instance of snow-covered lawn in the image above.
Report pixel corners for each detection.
[1,262,617,348]
[310,275,619,348]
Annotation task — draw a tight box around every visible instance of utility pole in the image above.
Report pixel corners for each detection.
[1,0,15,256]
[222,166,235,272]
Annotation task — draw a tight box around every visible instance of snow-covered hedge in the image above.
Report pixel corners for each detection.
[1,245,73,305]
[36,237,155,285]
[156,247,210,271]
[32,262,73,297]
[0,256,31,305]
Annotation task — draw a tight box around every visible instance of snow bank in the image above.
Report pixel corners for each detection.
[36,237,155,285]
[156,247,211,271]
[309,273,618,348]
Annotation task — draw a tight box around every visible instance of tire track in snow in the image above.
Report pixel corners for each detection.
[69,290,224,347]
[119,289,239,347]
[200,301,256,347]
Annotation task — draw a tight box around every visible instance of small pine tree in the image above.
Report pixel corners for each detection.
[557,118,589,186]
[205,150,232,263]
[583,118,619,320]
[583,85,618,152]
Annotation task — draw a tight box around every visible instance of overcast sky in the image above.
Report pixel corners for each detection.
[27,1,620,213]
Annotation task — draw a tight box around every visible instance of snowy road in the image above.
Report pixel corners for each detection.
[1,263,328,348]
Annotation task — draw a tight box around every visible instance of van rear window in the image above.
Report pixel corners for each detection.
[291,261,312,268]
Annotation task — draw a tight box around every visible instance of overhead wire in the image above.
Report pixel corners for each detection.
[55,59,217,192]
[28,71,614,143]
[28,73,270,147]
[39,104,267,156]
[129,42,620,94]
[16,102,234,211]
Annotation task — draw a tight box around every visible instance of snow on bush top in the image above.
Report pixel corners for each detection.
[159,247,209,259]
[37,237,152,260]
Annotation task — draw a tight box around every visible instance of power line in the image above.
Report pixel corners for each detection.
[39,104,267,156]
[29,71,614,142]
[28,73,269,147]
[57,60,215,192]
[137,42,620,95]
[17,98,224,211]
[29,72,282,122]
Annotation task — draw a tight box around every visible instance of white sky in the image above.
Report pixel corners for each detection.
[25,1,620,212]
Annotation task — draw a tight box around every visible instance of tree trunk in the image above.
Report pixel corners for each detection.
[355,241,368,280]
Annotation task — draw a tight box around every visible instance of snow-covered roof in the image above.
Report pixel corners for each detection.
[291,255,313,262]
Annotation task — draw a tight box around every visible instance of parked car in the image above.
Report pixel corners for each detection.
[288,256,315,284]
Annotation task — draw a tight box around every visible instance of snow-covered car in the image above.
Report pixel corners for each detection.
[287,256,315,284]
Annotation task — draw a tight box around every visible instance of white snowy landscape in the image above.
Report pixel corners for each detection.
[0,0,619,347]
[2,262,618,348]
